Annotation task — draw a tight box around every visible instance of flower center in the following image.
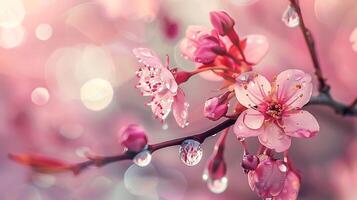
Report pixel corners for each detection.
[265,102,283,120]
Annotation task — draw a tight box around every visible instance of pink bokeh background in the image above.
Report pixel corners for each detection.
[1,0,357,199]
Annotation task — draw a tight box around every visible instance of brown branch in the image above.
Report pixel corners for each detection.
[289,0,357,116]
[72,119,236,174]
[288,0,329,93]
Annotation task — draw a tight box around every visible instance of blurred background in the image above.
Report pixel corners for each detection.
[0,0,357,199]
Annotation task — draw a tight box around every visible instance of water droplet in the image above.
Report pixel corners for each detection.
[133,150,152,167]
[179,139,203,166]
[207,177,228,194]
[162,123,169,130]
[202,169,209,181]
[282,5,300,28]
[279,163,288,172]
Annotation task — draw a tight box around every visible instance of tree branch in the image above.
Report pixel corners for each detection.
[72,119,236,174]
[289,0,357,116]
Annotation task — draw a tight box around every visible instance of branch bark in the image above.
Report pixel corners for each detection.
[288,0,357,116]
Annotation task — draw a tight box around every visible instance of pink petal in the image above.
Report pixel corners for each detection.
[258,123,291,152]
[173,88,189,128]
[160,67,178,94]
[282,110,319,138]
[184,25,210,41]
[235,72,271,108]
[244,35,269,64]
[248,158,287,198]
[133,48,164,69]
[148,90,174,121]
[274,69,313,109]
[243,108,265,129]
[180,38,196,60]
[234,109,265,138]
[273,171,300,200]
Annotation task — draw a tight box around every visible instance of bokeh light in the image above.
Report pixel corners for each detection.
[35,23,53,41]
[31,87,50,106]
[0,0,25,28]
[80,78,114,111]
[0,25,25,48]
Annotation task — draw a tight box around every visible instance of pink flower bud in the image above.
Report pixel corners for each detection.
[206,155,227,180]
[174,71,192,85]
[204,93,229,121]
[118,124,148,152]
[180,26,225,64]
[241,154,259,171]
[209,11,235,36]
[248,157,288,198]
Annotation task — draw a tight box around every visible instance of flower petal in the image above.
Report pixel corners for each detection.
[133,48,163,69]
[274,69,312,109]
[234,109,265,138]
[235,72,271,108]
[258,123,291,152]
[273,171,300,200]
[244,35,269,64]
[243,108,265,129]
[172,88,189,128]
[282,110,319,138]
[148,90,174,121]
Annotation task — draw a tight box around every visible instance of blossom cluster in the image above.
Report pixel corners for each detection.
[9,10,321,200]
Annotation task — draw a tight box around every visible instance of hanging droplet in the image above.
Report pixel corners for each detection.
[282,5,300,28]
[179,139,203,166]
[202,169,209,181]
[133,150,152,167]
[207,176,228,194]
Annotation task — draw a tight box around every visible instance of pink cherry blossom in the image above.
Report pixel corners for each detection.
[233,69,319,152]
[133,48,189,128]
[180,25,225,64]
[273,170,300,200]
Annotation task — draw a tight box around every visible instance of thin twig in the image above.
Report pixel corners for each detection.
[289,0,357,116]
[73,119,236,174]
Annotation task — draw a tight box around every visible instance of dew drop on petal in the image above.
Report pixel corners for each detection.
[179,139,203,166]
[282,5,300,28]
[207,177,228,194]
[133,150,152,167]
[31,87,50,106]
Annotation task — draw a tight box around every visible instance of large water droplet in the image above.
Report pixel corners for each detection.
[207,177,228,194]
[133,150,152,167]
[282,5,300,28]
[179,139,203,166]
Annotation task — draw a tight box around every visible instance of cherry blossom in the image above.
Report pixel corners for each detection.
[234,69,319,152]
[133,48,189,128]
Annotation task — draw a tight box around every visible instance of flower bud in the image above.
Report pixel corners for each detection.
[206,155,227,180]
[209,11,235,36]
[241,154,259,171]
[180,25,225,64]
[118,124,148,152]
[204,93,229,121]
[248,157,288,198]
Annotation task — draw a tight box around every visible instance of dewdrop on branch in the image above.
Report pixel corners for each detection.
[133,150,152,167]
[282,5,300,28]
[179,139,203,166]
[207,176,228,194]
